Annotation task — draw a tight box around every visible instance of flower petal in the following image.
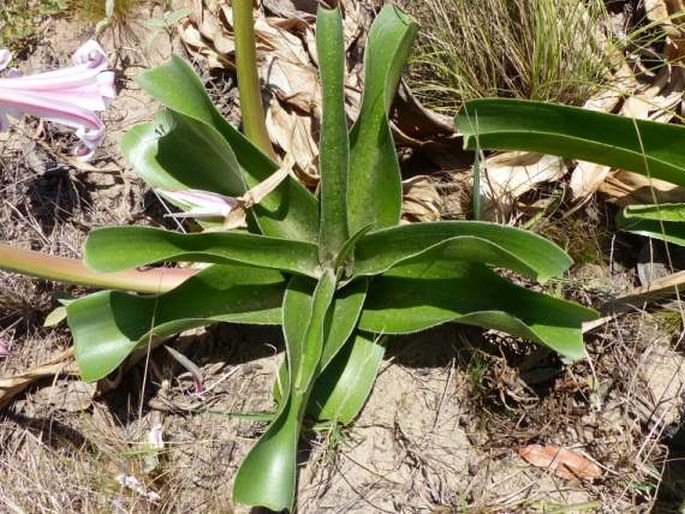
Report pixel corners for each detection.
[0,40,113,160]
[158,189,239,220]
[0,49,11,71]
[72,40,108,68]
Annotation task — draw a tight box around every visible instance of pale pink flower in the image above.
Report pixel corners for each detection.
[158,189,239,220]
[0,40,115,160]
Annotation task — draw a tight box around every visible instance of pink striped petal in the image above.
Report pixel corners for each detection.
[0,40,113,160]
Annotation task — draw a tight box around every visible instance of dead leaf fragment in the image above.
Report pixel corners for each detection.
[519,443,603,480]
[266,98,319,184]
[0,337,10,357]
[570,161,612,201]
[599,170,685,206]
[478,152,567,222]
[402,176,442,223]
[645,0,685,63]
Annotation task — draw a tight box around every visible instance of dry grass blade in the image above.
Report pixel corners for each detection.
[605,269,685,310]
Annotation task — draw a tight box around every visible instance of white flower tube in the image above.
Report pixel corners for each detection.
[158,189,240,220]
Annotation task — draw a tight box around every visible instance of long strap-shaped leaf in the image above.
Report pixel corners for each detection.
[68,264,285,381]
[317,6,349,260]
[347,5,418,233]
[456,99,685,187]
[617,203,685,246]
[358,256,596,361]
[354,221,572,283]
[320,278,367,370]
[234,270,336,511]
[308,332,385,425]
[84,226,321,278]
[122,111,247,198]
[136,56,320,241]
[273,278,368,404]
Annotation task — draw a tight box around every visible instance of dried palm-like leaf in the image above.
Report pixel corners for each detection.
[178,1,461,197]
[477,152,567,222]
[401,176,442,223]
[599,171,685,206]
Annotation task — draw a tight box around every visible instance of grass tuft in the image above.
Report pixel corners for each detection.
[69,0,141,22]
[405,0,618,112]
[0,0,66,53]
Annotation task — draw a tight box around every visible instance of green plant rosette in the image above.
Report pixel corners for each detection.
[69,8,596,510]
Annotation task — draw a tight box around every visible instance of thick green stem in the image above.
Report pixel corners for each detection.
[233,0,276,159]
[0,243,193,293]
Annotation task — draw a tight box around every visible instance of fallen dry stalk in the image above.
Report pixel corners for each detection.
[604,269,685,311]
[0,348,77,410]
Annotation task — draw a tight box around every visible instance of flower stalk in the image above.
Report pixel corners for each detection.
[0,243,193,293]
[233,0,276,159]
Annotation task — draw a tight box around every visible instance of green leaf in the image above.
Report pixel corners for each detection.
[623,203,685,222]
[293,273,337,388]
[272,278,368,404]
[336,222,375,273]
[320,278,367,370]
[164,7,192,25]
[84,226,321,278]
[234,271,336,510]
[456,99,685,187]
[122,110,246,198]
[309,332,385,424]
[44,306,67,327]
[358,254,596,361]
[317,5,349,260]
[354,221,572,283]
[347,5,418,233]
[68,264,284,382]
[617,203,685,246]
[136,55,319,241]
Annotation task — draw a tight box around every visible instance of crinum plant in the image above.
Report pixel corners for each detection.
[55,5,597,511]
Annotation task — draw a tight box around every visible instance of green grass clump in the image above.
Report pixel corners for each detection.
[406,0,617,112]
[0,0,66,52]
[69,0,141,22]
